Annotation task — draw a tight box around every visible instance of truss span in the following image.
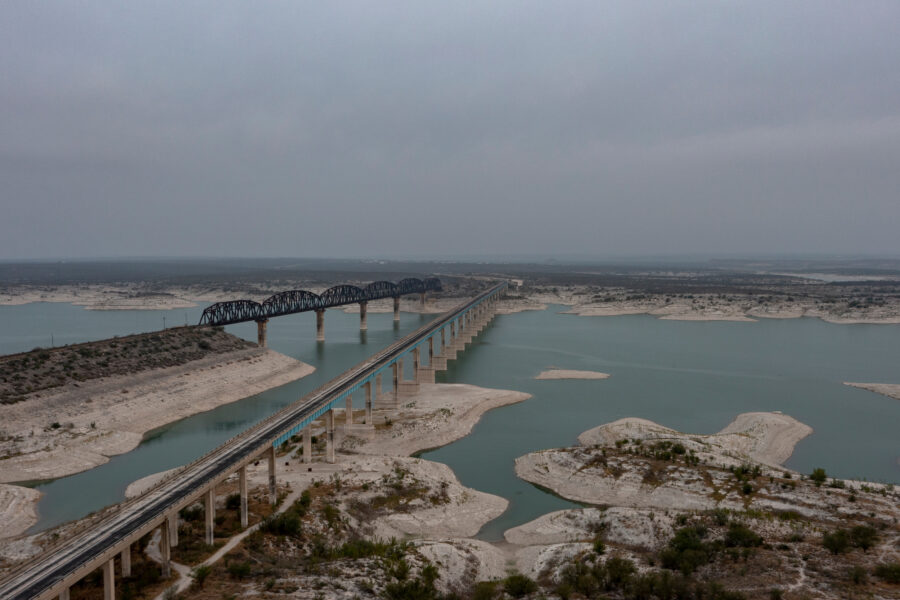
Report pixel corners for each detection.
[199,277,442,326]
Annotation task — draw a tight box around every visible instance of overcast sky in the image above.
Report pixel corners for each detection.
[2,2,899,260]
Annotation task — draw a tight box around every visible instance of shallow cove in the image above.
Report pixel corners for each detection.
[23,308,432,532]
[422,305,900,541]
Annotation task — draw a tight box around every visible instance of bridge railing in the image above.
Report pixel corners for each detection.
[199,277,442,326]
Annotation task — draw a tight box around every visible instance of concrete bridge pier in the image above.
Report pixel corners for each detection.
[303,426,312,464]
[205,487,215,546]
[120,545,131,577]
[420,292,426,309]
[256,319,268,347]
[345,394,353,426]
[239,465,249,528]
[316,309,325,342]
[326,409,335,463]
[59,587,70,600]
[365,380,373,424]
[392,361,400,400]
[393,296,400,322]
[160,519,171,578]
[267,446,277,504]
[359,301,367,331]
[103,558,114,600]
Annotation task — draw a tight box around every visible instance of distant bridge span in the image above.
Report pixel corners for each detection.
[199,277,442,327]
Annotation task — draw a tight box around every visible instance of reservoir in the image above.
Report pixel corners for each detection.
[1,302,898,538]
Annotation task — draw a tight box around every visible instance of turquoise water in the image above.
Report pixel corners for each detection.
[424,306,900,541]
[2,302,899,540]
[8,307,430,532]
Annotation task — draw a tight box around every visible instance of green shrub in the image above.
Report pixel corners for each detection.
[192,564,212,588]
[724,523,763,548]
[874,562,900,584]
[502,574,537,598]
[849,525,878,551]
[823,529,850,554]
[225,493,241,510]
[660,526,713,575]
[472,581,498,600]
[260,511,301,536]
[810,468,827,486]
[226,561,252,579]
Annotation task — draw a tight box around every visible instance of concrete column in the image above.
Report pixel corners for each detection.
[365,380,373,424]
[393,296,400,322]
[267,445,277,505]
[392,361,399,391]
[316,309,325,342]
[441,328,446,349]
[375,373,383,405]
[103,558,115,600]
[120,544,131,577]
[413,347,420,372]
[451,320,457,339]
[326,409,335,464]
[239,465,249,528]
[303,425,312,464]
[103,558,116,600]
[160,519,171,578]
[420,291,426,308]
[205,487,215,546]
[345,394,353,427]
[59,588,70,600]
[168,513,178,547]
[256,319,268,347]
[359,301,367,331]
[169,512,178,548]
[428,337,435,364]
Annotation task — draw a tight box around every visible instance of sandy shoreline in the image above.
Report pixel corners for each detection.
[516,412,814,511]
[844,381,900,401]
[0,347,314,537]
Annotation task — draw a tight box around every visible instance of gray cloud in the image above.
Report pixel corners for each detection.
[2,1,899,259]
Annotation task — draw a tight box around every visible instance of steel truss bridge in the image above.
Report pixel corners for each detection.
[198,277,442,327]
[0,283,505,600]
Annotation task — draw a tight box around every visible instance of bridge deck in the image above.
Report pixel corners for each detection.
[0,283,504,600]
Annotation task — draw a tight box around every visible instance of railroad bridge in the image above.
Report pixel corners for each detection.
[199,277,442,345]
[0,283,506,600]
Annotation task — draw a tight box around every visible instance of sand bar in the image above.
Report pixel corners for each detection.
[535,369,610,380]
[844,382,900,401]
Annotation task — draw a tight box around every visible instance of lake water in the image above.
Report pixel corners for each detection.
[0,302,431,532]
[2,302,898,539]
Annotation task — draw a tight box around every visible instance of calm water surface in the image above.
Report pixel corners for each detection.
[424,306,900,540]
[0,304,430,532]
[2,303,898,540]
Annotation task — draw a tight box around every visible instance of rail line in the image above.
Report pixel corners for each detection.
[0,282,505,600]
